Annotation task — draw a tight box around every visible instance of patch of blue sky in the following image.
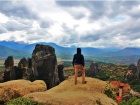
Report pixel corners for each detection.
[111,16,126,23]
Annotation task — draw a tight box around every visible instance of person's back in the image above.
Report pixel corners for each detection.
[72,48,86,85]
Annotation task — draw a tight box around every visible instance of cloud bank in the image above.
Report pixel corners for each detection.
[0,0,140,48]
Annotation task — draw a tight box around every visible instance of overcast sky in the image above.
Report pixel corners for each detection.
[0,0,140,48]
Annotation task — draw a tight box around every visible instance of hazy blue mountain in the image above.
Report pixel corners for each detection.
[0,41,29,50]
[0,45,31,59]
[1,41,140,58]
[21,42,66,54]
[0,41,109,60]
[102,47,140,56]
[0,41,140,64]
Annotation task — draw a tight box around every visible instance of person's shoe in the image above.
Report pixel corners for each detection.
[82,81,87,84]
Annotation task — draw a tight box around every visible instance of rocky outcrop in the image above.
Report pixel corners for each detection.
[86,62,100,77]
[3,56,34,82]
[124,64,137,81]
[32,44,59,89]
[18,57,28,68]
[0,80,46,103]
[58,64,64,82]
[137,59,140,80]
[17,57,33,80]
[128,64,137,74]
[3,56,15,81]
[24,77,117,105]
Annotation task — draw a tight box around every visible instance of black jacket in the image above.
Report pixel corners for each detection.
[72,48,85,66]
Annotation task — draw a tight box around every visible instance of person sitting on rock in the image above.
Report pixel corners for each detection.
[72,48,86,85]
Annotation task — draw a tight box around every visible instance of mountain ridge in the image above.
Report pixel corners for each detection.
[0,45,31,59]
[0,41,140,63]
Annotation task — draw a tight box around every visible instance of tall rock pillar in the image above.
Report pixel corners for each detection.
[137,59,140,80]
[32,44,59,89]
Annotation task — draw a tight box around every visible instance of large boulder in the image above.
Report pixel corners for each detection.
[24,77,117,105]
[86,62,100,77]
[32,44,59,89]
[0,80,46,103]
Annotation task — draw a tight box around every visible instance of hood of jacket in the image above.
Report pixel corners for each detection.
[77,48,81,54]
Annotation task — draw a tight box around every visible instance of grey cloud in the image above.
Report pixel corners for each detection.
[26,33,52,42]
[27,35,44,41]
[112,18,140,40]
[79,29,107,43]
[56,1,83,7]
[61,23,79,44]
[80,34,100,42]
[121,1,139,9]
[56,1,108,20]
[9,36,16,41]
[56,1,140,21]
[87,1,139,20]
[39,19,53,28]
[26,28,51,39]
[86,1,107,20]
[3,20,30,31]
[56,1,88,19]
[106,1,140,18]
[26,29,51,41]
[0,25,7,34]
[12,17,34,26]
[69,11,85,20]
[0,1,38,19]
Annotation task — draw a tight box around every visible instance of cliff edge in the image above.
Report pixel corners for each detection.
[25,77,117,105]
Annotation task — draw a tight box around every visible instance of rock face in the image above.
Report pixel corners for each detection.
[25,77,117,105]
[18,57,28,68]
[137,59,140,80]
[86,62,100,77]
[3,56,15,81]
[32,44,59,89]
[4,56,14,68]
[128,64,137,74]
[0,80,46,103]
[17,57,33,80]
[124,64,137,81]
[58,64,64,82]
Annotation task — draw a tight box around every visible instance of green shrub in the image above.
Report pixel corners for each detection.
[119,100,127,105]
[131,84,140,93]
[104,89,114,98]
[5,97,43,105]
[104,84,115,100]
[119,97,138,105]
[132,99,140,105]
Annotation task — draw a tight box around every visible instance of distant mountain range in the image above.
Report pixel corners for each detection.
[0,41,140,64]
[0,45,31,59]
[0,41,107,55]
[102,47,140,56]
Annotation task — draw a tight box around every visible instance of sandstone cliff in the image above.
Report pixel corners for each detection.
[25,77,117,105]
[32,44,60,89]
[0,80,46,103]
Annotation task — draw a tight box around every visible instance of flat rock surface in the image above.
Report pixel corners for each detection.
[25,77,117,105]
[0,80,46,102]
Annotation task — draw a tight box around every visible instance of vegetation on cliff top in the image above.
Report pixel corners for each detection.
[5,97,43,105]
